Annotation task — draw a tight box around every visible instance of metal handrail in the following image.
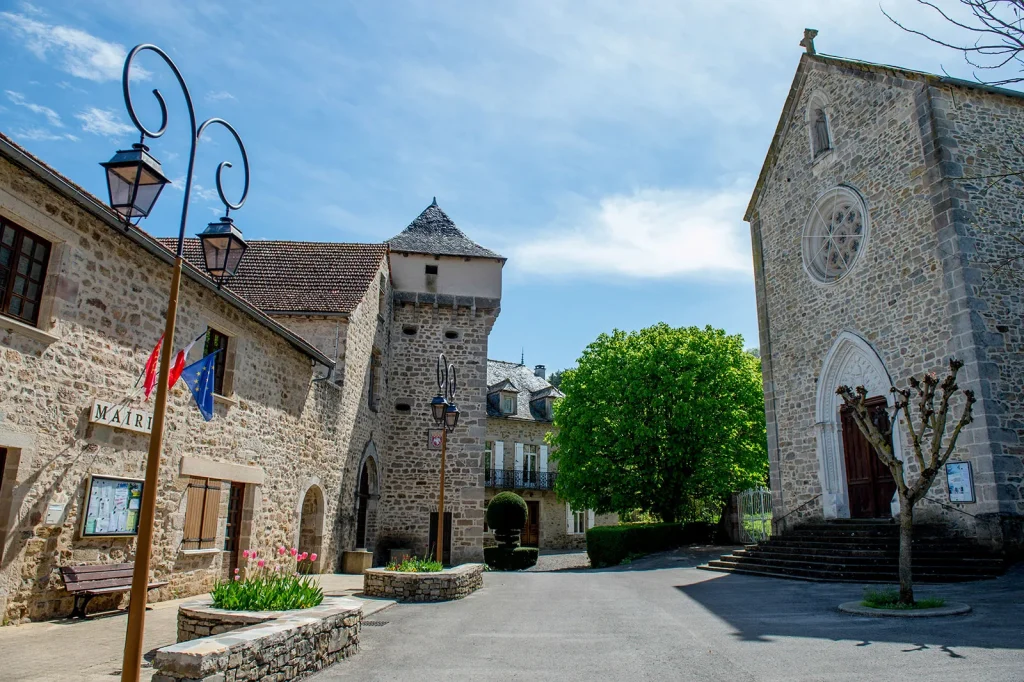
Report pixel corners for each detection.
[485,468,558,491]
[773,493,822,526]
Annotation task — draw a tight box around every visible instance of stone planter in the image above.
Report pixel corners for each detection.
[153,597,361,682]
[342,550,373,574]
[363,563,483,602]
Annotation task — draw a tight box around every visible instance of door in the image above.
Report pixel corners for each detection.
[841,398,898,518]
[223,482,245,572]
[522,501,540,547]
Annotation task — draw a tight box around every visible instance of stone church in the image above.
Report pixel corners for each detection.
[0,129,505,621]
[748,33,1024,554]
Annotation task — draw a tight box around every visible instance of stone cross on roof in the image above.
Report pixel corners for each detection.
[801,28,818,55]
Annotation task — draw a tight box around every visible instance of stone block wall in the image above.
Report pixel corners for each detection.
[154,598,361,681]
[363,563,483,601]
[375,299,496,564]
[0,154,353,622]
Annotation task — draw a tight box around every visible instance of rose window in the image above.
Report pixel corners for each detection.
[802,187,868,283]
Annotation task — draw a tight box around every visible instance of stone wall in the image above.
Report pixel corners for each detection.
[375,300,496,564]
[363,563,483,601]
[154,598,361,681]
[0,153,353,622]
[748,55,1018,545]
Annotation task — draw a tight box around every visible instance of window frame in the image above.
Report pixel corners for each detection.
[368,349,381,411]
[568,504,589,535]
[0,217,51,327]
[204,328,231,396]
[500,391,517,415]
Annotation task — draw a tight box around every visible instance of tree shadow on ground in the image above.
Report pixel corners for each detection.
[675,563,1024,656]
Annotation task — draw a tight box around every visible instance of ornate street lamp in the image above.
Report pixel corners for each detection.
[101,143,170,221]
[103,44,251,682]
[431,354,459,563]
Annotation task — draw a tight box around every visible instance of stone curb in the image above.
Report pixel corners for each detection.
[838,601,972,618]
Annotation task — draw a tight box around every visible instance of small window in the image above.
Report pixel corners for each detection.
[444,330,459,340]
[395,401,411,413]
[425,264,438,275]
[183,477,222,550]
[0,218,51,326]
[569,505,588,535]
[402,325,418,336]
[204,328,230,395]
[501,393,517,415]
[369,350,381,410]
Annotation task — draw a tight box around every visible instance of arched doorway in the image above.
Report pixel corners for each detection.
[298,485,324,574]
[815,331,903,519]
[355,445,380,550]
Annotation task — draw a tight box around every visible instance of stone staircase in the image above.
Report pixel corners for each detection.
[698,519,1006,583]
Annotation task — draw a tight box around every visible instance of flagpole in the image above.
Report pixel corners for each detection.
[120,256,181,680]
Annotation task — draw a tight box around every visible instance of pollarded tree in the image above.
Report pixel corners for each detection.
[837,358,975,606]
[550,324,767,523]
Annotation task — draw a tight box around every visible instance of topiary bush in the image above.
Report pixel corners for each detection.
[586,522,684,567]
[484,546,539,571]
[486,492,528,548]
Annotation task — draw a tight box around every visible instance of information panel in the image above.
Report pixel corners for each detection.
[945,461,976,504]
[81,475,144,537]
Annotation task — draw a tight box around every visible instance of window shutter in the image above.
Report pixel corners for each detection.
[494,441,504,470]
[182,478,206,550]
[539,445,548,473]
[200,480,222,549]
[514,443,524,472]
[587,510,595,529]
[566,503,572,534]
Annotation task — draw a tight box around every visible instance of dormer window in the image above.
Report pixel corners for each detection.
[501,392,517,415]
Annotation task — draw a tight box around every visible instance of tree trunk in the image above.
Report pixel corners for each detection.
[898,497,914,605]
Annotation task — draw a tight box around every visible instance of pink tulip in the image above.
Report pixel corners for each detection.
[234,576,240,581]
[290,547,298,557]
[234,567,240,574]
[250,549,257,558]
[242,549,250,559]
[257,559,265,568]
[278,546,286,556]
[300,552,308,561]
[310,553,318,562]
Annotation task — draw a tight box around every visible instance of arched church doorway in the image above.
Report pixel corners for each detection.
[815,331,903,519]
[298,485,324,574]
[355,450,379,550]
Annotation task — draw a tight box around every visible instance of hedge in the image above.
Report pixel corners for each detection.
[484,546,539,571]
[585,522,685,567]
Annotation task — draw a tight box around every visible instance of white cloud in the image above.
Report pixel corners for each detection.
[0,11,148,82]
[75,107,135,137]
[12,127,78,143]
[510,187,751,279]
[5,90,62,127]
[206,90,236,102]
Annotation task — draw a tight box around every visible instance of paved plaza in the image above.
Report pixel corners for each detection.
[316,547,1024,682]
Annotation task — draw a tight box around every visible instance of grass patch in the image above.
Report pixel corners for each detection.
[385,556,444,573]
[861,588,946,610]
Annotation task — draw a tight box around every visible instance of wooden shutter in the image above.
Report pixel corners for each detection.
[494,441,504,470]
[182,477,222,550]
[539,445,548,473]
[200,480,222,549]
[587,510,595,530]
[514,443,524,472]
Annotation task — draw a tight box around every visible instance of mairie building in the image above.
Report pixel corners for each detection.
[0,131,520,622]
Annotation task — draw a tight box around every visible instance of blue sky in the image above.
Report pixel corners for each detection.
[0,1,986,372]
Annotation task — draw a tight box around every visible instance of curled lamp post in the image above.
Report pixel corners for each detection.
[431,353,459,563]
[103,44,251,682]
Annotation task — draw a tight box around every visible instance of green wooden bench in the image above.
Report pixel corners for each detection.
[60,563,168,619]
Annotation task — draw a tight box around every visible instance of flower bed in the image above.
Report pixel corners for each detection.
[211,546,322,611]
[154,597,361,682]
[363,563,483,602]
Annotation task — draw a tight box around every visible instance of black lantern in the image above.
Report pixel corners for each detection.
[444,402,460,432]
[197,216,248,282]
[100,143,170,221]
[430,394,448,425]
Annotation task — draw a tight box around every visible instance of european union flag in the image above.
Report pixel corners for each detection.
[180,350,220,421]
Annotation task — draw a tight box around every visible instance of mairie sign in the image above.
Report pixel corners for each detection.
[89,400,154,435]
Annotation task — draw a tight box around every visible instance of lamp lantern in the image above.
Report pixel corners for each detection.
[430,394,448,425]
[444,402,460,432]
[100,143,170,221]
[197,216,248,282]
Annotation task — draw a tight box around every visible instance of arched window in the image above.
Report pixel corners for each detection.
[801,186,868,284]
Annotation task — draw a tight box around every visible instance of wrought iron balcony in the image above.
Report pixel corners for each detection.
[485,468,558,491]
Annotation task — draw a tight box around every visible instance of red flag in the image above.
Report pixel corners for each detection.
[169,332,207,388]
[143,334,164,401]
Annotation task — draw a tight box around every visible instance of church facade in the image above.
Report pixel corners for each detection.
[748,39,1024,554]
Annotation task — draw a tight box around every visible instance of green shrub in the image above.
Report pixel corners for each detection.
[385,556,443,573]
[484,546,539,570]
[586,522,685,567]
[487,492,528,547]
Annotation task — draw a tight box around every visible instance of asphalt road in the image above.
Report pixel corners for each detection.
[313,547,1024,682]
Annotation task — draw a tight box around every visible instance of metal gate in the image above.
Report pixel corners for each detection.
[738,488,773,544]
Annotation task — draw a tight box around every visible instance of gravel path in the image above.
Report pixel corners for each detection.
[524,550,590,572]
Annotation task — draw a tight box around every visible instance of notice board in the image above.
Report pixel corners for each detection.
[80,475,144,537]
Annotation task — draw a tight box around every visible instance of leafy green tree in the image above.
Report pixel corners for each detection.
[548,369,565,389]
[550,324,767,522]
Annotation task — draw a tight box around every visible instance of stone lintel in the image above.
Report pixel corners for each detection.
[180,456,265,485]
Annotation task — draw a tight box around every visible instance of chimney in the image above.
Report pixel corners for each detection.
[534,364,546,379]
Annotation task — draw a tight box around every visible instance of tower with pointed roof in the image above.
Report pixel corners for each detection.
[377,199,505,563]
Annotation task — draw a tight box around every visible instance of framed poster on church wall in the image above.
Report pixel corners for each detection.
[80,474,145,537]
[945,462,975,504]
